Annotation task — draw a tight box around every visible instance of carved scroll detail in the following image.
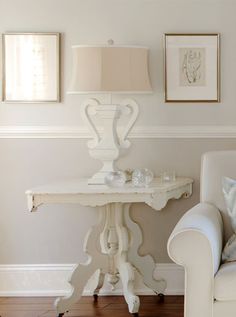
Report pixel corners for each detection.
[119,99,139,149]
[80,98,101,149]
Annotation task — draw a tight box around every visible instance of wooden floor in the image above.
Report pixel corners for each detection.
[0,296,184,317]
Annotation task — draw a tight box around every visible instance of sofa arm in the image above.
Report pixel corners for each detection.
[167,203,223,317]
[168,202,223,273]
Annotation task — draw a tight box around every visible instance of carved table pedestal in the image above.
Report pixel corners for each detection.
[26,177,193,316]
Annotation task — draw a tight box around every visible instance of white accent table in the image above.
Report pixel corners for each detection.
[26,177,193,316]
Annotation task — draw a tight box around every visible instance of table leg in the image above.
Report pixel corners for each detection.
[118,261,140,314]
[115,203,140,314]
[55,210,108,316]
[124,204,167,295]
[91,269,105,301]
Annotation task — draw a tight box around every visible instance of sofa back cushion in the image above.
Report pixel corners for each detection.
[201,151,236,242]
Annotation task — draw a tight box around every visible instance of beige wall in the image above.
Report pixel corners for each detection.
[1,0,236,264]
[1,138,236,264]
[1,0,236,127]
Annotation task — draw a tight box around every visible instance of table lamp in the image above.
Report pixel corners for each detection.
[68,41,152,184]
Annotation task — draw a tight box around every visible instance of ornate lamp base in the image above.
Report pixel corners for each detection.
[81,98,139,184]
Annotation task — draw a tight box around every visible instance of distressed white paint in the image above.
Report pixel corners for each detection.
[26,178,193,212]
[26,177,192,314]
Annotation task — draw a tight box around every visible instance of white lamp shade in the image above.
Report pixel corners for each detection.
[68,46,152,93]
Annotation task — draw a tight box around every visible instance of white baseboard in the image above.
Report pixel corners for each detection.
[1,125,236,138]
[0,263,184,297]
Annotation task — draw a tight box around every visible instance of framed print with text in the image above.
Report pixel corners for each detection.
[164,33,220,102]
[2,32,60,103]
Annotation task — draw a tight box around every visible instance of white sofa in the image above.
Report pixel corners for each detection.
[168,151,236,317]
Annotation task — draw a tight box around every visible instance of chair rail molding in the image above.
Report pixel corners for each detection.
[1,125,236,139]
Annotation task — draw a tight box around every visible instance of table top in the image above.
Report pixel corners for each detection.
[26,177,193,212]
[26,177,193,195]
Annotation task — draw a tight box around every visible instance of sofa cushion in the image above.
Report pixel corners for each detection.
[222,177,236,263]
[201,151,236,242]
[214,262,236,301]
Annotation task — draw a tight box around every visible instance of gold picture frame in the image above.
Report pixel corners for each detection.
[164,33,220,103]
[2,32,60,103]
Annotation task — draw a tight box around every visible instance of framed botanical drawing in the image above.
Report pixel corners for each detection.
[2,32,60,102]
[164,33,220,102]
